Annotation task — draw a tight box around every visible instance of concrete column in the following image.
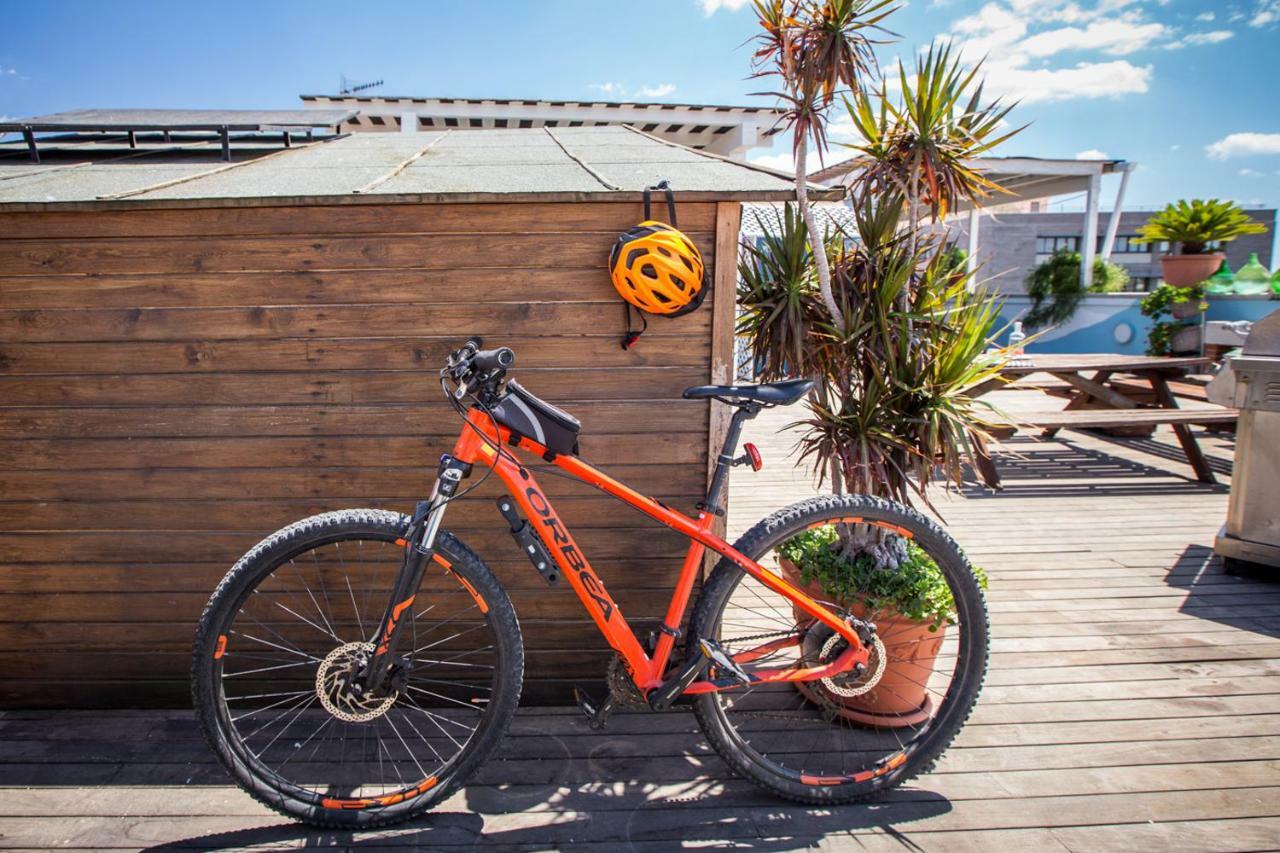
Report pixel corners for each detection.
[967,206,981,285]
[400,112,418,134]
[1082,172,1102,288]
[1100,163,1133,260]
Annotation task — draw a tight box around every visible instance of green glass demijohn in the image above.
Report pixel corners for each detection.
[1205,259,1235,295]
[1234,253,1271,295]
[1270,264,1280,297]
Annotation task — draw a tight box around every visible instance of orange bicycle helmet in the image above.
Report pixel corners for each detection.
[609,181,707,348]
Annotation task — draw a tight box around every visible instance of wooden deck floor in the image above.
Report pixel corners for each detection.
[3,396,1279,850]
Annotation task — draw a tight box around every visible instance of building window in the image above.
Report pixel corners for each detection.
[1036,236,1079,255]
[1103,234,1152,255]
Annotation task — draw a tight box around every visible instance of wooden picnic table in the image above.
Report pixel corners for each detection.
[968,354,1236,486]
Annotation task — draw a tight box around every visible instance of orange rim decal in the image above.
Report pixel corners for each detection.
[395,538,408,548]
[213,635,227,659]
[800,751,906,786]
[432,554,453,569]
[451,572,489,614]
[322,775,439,810]
[801,773,852,786]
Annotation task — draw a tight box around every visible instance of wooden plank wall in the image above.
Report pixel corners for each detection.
[0,200,732,707]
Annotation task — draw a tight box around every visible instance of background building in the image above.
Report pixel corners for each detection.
[952,207,1278,295]
[302,94,784,158]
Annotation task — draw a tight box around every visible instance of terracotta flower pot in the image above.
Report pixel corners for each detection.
[1160,252,1224,288]
[780,557,945,728]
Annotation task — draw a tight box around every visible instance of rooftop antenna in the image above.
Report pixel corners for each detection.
[339,74,384,95]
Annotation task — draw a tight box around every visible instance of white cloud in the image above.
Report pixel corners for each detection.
[1170,143,1181,151]
[635,83,677,99]
[700,0,751,14]
[938,0,1230,108]
[748,151,797,172]
[1251,1,1280,27]
[1018,19,1167,57]
[588,82,677,100]
[1196,11,1216,21]
[1076,148,1109,159]
[1207,132,1280,159]
[1240,168,1264,177]
[982,59,1152,103]
[1165,30,1234,49]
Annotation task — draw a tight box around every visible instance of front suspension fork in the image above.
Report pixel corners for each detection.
[359,455,469,693]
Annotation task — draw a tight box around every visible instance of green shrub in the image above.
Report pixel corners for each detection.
[779,524,987,630]
[1139,284,1207,355]
[1023,251,1131,328]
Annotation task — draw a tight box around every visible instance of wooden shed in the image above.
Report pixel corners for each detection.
[0,124,839,707]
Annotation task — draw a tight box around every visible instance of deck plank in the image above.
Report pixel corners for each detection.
[1,394,1276,849]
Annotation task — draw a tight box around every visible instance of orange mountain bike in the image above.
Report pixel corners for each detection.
[193,338,988,828]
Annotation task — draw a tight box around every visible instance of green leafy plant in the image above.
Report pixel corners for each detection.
[1140,283,1207,355]
[938,245,968,277]
[751,0,897,328]
[743,2,1021,575]
[779,524,987,630]
[1136,199,1267,255]
[737,205,831,381]
[1023,251,1131,328]
[790,190,1009,514]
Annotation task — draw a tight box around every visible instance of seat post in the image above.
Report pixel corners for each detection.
[701,402,759,516]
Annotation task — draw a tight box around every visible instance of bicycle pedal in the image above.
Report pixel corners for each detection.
[572,686,614,729]
[698,638,753,686]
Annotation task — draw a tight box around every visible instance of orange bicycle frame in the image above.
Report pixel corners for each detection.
[451,408,868,696]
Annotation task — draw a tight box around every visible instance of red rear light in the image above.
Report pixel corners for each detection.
[743,442,763,472]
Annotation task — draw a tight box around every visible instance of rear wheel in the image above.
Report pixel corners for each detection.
[192,509,523,828]
[691,494,987,803]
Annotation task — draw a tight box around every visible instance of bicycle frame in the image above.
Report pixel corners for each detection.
[436,406,870,697]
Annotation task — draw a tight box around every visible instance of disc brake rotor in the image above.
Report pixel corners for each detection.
[818,631,887,697]
[315,641,398,723]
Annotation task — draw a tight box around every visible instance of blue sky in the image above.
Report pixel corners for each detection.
[2,0,1279,209]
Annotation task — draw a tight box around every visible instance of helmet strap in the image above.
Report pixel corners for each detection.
[621,303,648,350]
[643,180,677,227]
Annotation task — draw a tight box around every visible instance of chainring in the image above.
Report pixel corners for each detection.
[605,654,651,709]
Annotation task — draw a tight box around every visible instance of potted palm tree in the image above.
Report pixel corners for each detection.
[777,523,986,725]
[741,4,1015,726]
[1136,199,1267,287]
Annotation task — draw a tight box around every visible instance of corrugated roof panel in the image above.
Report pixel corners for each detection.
[374,163,608,194]
[139,166,392,199]
[589,160,795,192]
[0,166,215,202]
[547,144,706,164]
[411,145,575,166]
[0,126,838,206]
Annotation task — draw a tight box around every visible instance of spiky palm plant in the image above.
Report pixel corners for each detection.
[739,13,1023,565]
[1136,198,1267,254]
[751,0,897,327]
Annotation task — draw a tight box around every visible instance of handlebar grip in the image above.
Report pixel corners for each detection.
[472,347,515,373]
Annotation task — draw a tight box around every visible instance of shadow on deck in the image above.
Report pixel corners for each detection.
[2,406,1279,850]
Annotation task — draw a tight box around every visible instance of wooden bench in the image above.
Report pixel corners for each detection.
[997,407,1238,432]
[974,406,1239,487]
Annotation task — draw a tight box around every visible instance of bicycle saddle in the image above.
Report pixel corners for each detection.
[681,378,814,406]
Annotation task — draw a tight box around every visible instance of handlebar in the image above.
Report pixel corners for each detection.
[442,337,516,400]
[473,346,515,373]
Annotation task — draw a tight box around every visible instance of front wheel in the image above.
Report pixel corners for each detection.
[192,509,523,828]
[690,494,988,804]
